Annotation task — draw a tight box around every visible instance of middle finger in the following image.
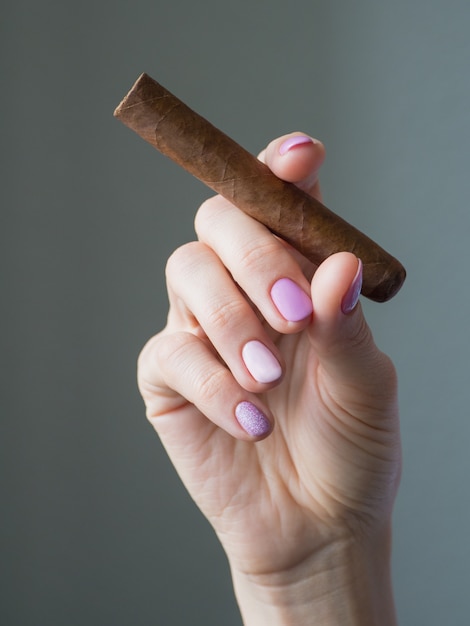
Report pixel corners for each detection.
[195,196,314,333]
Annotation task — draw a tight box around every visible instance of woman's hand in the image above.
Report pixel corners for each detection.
[137,133,401,624]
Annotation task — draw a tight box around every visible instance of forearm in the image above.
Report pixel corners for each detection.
[230,526,397,626]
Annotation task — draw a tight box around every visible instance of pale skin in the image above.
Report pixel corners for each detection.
[137,133,402,625]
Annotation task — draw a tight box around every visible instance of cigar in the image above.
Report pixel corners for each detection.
[114,73,406,302]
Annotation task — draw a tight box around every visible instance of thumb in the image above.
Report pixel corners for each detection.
[309,252,397,401]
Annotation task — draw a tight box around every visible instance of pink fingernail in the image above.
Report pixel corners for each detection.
[271,278,313,322]
[341,259,363,314]
[279,135,314,156]
[235,401,272,438]
[242,340,282,384]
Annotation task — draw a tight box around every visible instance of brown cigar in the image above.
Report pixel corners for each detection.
[114,73,406,302]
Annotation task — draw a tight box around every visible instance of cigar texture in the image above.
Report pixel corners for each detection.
[114,73,406,302]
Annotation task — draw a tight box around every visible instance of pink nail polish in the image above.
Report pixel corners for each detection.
[341,259,363,314]
[242,340,282,384]
[235,401,272,438]
[279,135,314,156]
[270,278,313,322]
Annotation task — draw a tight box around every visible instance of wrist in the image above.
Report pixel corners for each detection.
[229,524,397,626]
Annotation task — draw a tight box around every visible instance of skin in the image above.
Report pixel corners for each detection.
[137,133,402,624]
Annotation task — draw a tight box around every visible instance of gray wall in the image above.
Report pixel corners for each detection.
[2,0,470,624]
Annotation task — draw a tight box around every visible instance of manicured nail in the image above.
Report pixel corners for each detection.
[235,401,272,438]
[341,259,363,314]
[242,340,282,384]
[279,135,314,156]
[270,278,313,322]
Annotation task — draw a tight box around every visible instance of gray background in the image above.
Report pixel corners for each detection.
[2,0,470,624]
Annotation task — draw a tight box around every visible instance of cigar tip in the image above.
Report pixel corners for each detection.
[113,94,129,119]
[113,72,151,119]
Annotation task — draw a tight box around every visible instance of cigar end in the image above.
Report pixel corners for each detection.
[362,263,407,303]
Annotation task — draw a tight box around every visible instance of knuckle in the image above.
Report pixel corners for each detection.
[165,241,206,283]
[137,331,180,381]
[164,332,230,407]
[137,334,158,380]
[136,334,167,408]
[194,196,220,237]
[137,332,192,420]
[195,365,230,405]
[237,238,281,273]
[153,331,192,374]
[205,296,247,332]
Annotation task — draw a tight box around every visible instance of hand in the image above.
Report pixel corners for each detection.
[138,133,401,624]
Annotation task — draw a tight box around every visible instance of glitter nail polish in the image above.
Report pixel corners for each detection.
[235,401,272,438]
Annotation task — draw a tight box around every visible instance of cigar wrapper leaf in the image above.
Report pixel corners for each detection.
[114,73,406,302]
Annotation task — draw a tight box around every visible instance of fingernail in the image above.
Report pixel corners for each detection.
[279,135,314,156]
[242,340,282,384]
[341,259,363,314]
[271,278,313,322]
[235,401,272,438]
